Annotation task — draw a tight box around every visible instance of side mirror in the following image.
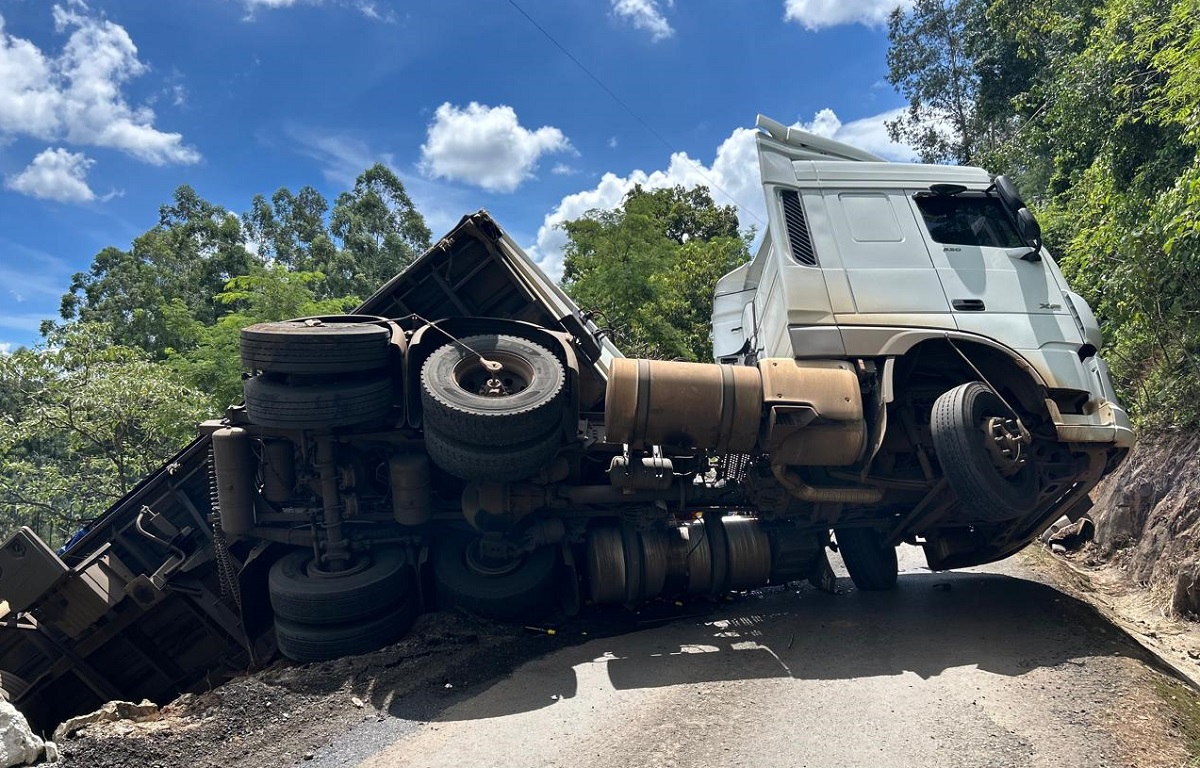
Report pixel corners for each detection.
[1016,208,1042,260]
[994,175,1028,216]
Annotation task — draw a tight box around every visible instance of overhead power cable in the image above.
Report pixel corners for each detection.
[504,0,765,226]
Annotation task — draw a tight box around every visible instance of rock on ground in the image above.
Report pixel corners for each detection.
[0,700,45,767]
[52,700,159,743]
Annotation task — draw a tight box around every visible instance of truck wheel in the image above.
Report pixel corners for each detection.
[931,382,1039,522]
[432,532,558,621]
[274,596,417,663]
[421,335,565,445]
[424,424,561,482]
[244,374,394,429]
[241,318,392,375]
[268,547,412,625]
[835,528,898,591]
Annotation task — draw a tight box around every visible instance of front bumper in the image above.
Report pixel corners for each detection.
[1043,355,1135,449]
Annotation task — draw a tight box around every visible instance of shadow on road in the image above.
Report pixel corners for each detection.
[390,570,1166,723]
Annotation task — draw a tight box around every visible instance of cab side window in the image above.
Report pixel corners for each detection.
[915,194,1023,248]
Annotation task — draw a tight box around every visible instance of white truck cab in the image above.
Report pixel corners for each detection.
[715,115,1133,451]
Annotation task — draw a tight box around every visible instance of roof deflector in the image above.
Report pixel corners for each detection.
[755,114,887,163]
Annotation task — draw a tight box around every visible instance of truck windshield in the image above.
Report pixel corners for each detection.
[915,194,1024,248]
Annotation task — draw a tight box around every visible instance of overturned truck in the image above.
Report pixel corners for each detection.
[0,116,1133,731]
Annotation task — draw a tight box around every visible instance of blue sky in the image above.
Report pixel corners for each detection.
[0,0,917,352]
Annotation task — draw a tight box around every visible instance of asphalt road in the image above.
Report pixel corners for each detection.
[318,548,1180,768]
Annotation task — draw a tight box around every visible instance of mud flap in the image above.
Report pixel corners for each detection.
[807,550,838,594]
[558,542,581,617]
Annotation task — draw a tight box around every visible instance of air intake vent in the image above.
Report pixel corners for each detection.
[780,190,817,266]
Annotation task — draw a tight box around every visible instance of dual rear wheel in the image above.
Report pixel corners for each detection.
[240,317,398,430]
[420,334,566,482]
[268,547,418,663]
[268,534,560,662]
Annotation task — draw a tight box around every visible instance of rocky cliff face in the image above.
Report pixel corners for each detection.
[1088,431,1200,615]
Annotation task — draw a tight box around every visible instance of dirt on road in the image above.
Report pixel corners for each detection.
[54,610,566,768]
[53,597,722,768]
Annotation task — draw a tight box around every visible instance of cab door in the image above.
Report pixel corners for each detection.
[910,192,1081,348]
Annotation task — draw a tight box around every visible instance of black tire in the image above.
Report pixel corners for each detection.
[274,597,417,663]
[931,382,1039,522]
[421,335,565,445]
[432,532,559,621]
[268,547,412,625]
[835,528,898,591]
[241,319,392,375]
[244,374,394,429]
[424,424,561,482]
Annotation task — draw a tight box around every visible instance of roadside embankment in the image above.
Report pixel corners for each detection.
[1088,430,1200,616]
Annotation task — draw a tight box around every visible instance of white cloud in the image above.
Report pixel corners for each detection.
[284,125,469,238]
[530,126,764,281]
[611,0,674,41]
[551,163,577,176]
[238,0,393,20]
[783,0,911,29]
[420,102,573,193]
[0,342,11,355]
[797,107,916,161]
[529,108,919,280]
[5,147,96,202]
[0,3,199,165]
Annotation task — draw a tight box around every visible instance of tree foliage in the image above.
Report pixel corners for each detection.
[328,164,433,298]
[59,187,256,357]
[886,0,987,163]
[887,0,1200,426]
[0,324,211,547]
[166,266,359,409]
[561,185,749,361]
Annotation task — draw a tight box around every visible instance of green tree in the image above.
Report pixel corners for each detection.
[0,324,211,547]
[328,164,432,298]
[59,186,259,358]
[167,265,359,409]
[561,185,750,360]
[886,0,988,164]
[1037,0,1200,425]
[243,186,339,282]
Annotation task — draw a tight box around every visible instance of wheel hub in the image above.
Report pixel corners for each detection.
[479,377,512,396]
[305,554,371,579]
[454,351,533,399]
[984,416,1029,475]
[464,537,524,577]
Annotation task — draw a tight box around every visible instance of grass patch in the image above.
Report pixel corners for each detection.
[1151,675,1200,764]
